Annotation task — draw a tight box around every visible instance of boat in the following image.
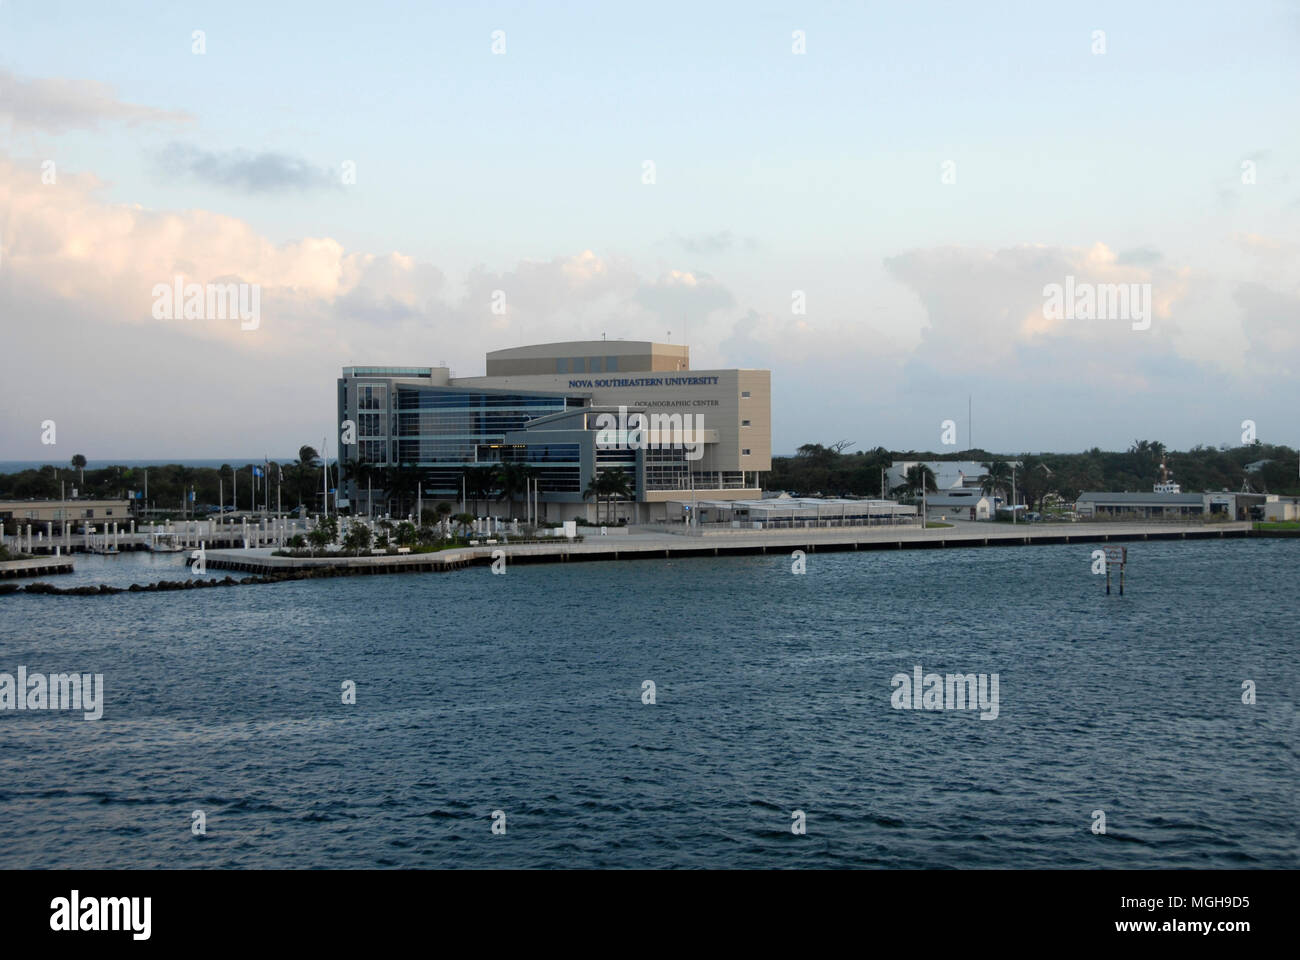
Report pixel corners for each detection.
[148,532,185,553]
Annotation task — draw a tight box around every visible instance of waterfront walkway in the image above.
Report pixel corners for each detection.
[0,556,76,578]
[203,520,1253,576]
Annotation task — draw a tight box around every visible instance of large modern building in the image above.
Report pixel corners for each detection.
[337,341,771,523]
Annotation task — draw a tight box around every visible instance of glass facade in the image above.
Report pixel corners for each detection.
[393,389,568,465]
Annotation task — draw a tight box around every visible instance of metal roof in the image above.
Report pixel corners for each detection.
[1077,491,1205,504]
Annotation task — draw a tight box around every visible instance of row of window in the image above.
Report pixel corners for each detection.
[556,357,621,374]
[396,390,566,411]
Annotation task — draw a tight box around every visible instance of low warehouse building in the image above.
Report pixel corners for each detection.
[925,493,993,521]
[669,497,917,529]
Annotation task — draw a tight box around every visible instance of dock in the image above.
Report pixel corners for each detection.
[204,520,1255,577]
[0,556,75,579]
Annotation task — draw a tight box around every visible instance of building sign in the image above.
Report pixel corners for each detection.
[568,376,720,389]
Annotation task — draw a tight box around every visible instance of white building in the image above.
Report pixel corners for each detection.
[885,460,1021,493]
[925,493,993,521]
[667,497,917,529]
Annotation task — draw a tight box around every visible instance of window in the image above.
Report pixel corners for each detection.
[572,358,586,373]
[606,356,619,372]
[590,357,603,373]
[742,420,751,427]
[556,358,568,374]
[742,449,752,456]
[741,391,751,398]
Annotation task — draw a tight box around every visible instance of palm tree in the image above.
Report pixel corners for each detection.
[463,466,496,516]
[602,469,634,524]
[175,464,195,514]
[352,462,374,517]
[451,512,475,537]
[583,475,604,523]
[981,461,1012,500]
[388,464,421,518]
[294,445,319,509]
[905,463,938,495]
[494,462,529,519]
[70,454,86,488]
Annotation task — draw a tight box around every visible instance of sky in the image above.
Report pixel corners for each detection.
[1,0,1298,459]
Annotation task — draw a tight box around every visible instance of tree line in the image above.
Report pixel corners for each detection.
[766,440,1300,510]
[0,446,639,520]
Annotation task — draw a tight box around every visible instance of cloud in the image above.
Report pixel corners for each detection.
[669,231,760,255]
[634,270,735,331]
[882,242,1192,373]
[0,69,191,133]
[2,149,1296,458]
[157,143,340,192]
[1237,282,1300,379]
[0,155,757,455]
[1116,247,1163,266]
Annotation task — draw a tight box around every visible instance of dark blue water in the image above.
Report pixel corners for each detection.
[1,539,1296,868]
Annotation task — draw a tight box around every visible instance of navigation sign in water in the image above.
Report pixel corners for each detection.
[1104,545,1127,595]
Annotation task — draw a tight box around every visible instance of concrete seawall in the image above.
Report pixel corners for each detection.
[0,557,75,578]
[204,521,1254,577]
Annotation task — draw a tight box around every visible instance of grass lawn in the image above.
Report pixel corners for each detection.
[1253,521,1300,530]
